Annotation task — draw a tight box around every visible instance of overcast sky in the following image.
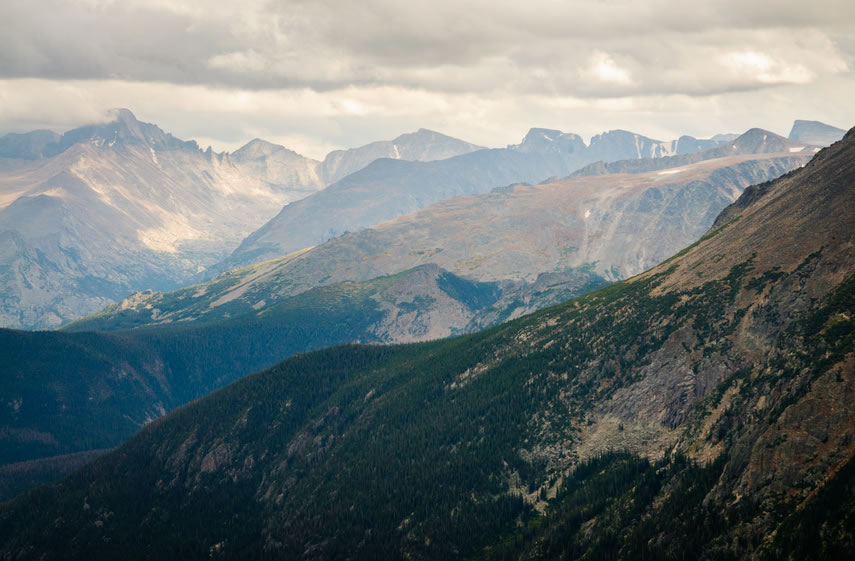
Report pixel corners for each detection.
[1,0,853,158]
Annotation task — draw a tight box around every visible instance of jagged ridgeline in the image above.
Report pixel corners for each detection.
[1,130,854,559]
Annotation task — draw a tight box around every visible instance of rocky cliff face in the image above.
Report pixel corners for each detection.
[2,129,851,560]
[571,128,817,177]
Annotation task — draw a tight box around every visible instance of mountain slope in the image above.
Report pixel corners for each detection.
[0,265,505,463]
[219,128,723,271]
[2,129,852,559]
[92,138,810,331]
[0,110,325,329]
[0,115,484,329]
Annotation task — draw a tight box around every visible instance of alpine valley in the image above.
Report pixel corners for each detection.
[0,120,830,501]
[0,122,852,561]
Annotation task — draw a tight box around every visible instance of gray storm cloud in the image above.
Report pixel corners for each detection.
[1,0,852,96]
[0,0,853,156]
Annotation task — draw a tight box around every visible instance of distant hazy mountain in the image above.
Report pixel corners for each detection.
[75,129,810,331]
[571,128,816,176]
[0,130,62,159]
[0,113,486,329]
[710,132,740,143]
[230,138,324,190]
[221,127,727,271]
[0,109,324,329]
[230,128,484,189]
[319,128,484,184]
[788,119,847,146]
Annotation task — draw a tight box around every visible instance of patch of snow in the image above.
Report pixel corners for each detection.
[392,144,401,159]
[788,146,805,152]
[150,148,159,165]
[542,132,553,141]
[584,209,591,219]
[657,169,684,175]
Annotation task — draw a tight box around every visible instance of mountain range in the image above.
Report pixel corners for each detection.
[218,127,743,271]
[81,128,812,331]
[0,112,482,329]
[1,126,851,560]
[1,111,835,329]
[0,127,814,499]
[0,261,600,501]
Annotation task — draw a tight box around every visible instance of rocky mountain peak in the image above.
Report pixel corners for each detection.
[231,138,289,162]
[788,119,847,146]
[106,107,139,125]
[728,127,809,154]
[513,128,586,154]
[50,108,200,155]
[586,129,676,160]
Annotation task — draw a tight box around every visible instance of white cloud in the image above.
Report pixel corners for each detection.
[0,1,853,154]
[582,52,634,86]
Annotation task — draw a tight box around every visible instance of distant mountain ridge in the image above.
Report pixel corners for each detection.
[319,128,485,183]
[0,112,483,329]
[72,128,811,332]
[0,109,200,160]
[227,128,486,190]
[571,128,816,176]
[219,126,745,272]
[788,119,846,146]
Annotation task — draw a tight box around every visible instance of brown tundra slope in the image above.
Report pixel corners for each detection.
[0,129,853,560]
